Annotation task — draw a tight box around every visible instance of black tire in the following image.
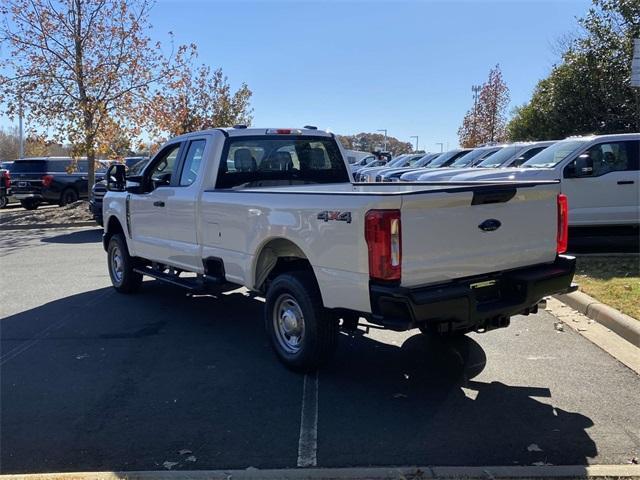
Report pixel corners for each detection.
[107,233,143,293]
[20,199,40,210]
[59,188,79,206]
[265,271,338,372]
[0,195,7,209]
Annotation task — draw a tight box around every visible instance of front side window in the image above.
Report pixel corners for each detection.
[574,141,638,177]
[216,136,348,189]
[146,143,181,190]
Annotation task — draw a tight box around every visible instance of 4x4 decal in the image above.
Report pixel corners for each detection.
[317,210,352,224]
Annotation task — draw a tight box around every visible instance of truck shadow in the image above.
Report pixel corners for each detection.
[0,282,597,472]
[322,331,597,466]
[40,228,103,244]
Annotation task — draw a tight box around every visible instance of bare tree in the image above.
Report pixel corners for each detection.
[458,65,510,147]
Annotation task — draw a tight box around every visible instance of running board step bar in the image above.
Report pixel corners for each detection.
[133,267,226,292]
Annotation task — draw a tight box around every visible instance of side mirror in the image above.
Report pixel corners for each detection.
[106,164,126,191]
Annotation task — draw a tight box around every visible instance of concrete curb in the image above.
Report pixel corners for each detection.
[1,465,639,480]
[555,290,640,347]
[0,221,97,231]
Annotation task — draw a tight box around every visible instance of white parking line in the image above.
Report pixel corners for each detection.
[296,370,319,467]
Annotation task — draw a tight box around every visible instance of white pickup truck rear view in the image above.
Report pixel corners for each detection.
[102,127,576,371]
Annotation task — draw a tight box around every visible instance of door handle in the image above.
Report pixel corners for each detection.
[153,201,165,207]
[617,180,634,185]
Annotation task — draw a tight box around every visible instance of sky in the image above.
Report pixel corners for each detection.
[3,0,592,151]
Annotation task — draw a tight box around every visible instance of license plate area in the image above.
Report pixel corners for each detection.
[18,181,29,187]
[470,279,501,303]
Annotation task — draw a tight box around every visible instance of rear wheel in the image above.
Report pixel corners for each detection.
[107,233,142,293]
[20,199,40,210]
[265,271,338,372]
[59,188,79,206]
[0,195,7,209]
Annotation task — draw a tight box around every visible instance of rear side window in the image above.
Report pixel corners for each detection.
[47,160,73,172]
[216,136,348,189]
[8,160,47,172]
[180,139,206,186]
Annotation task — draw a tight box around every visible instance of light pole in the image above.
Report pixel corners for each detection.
[18,92,24,159]
[377,129,387,152]
[471,84,481,146]
[410,136,418,152]
[435,142,444,153]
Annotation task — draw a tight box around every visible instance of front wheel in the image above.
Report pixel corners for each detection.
[0,195,7,209]
[107,233,142,293]
[20,199,40,210]
[265,271,338,372]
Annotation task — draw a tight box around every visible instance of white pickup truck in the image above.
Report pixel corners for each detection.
[103,127,576,371]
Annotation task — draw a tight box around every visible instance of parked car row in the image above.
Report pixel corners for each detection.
[351,133,639,228]
[0,156,148,212]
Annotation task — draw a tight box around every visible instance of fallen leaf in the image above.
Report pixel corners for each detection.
[186,455,196,463]
[162,461,178,470]
[178,449,192,455]
[393,393,408,399]
[527,443,543,452]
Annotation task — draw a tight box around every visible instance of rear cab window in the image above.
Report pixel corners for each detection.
[216,135,349,189]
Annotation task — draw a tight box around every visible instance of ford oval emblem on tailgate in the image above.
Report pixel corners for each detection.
[478,219,501,232]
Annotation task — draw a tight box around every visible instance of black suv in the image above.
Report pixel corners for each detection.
[10,158,107,210]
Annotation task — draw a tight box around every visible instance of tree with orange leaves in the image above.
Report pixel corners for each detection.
[0,0,164,186]
[143,44,253,142]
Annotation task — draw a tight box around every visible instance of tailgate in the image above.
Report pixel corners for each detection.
[400,183,559,288]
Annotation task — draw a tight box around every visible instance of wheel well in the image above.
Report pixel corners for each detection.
[60,186,79,197]
[103,216,124,251]
[254,238,315,293]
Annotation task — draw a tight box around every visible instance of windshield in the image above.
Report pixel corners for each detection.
[427,150,465,168]
[522,140,586,168]
[450,148,497,167]
[477,146,520,168]
[129,159,149,176]
[388,155,407,167]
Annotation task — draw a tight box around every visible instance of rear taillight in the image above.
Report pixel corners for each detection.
[365,209,401,281]
[42,174,54,188]
[2,171,10,189]
[557,194,568,254]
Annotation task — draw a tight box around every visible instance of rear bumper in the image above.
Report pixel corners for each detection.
[369,255,576,332]
[14,193,44,200]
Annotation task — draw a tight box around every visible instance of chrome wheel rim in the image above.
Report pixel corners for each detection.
[273,294,305,354]
[110,245,124,284]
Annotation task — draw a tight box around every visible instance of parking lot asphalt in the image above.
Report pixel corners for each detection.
[1,227,639,474]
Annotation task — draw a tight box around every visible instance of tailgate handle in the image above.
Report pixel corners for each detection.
[471,188,516,205]
[153,201,165,207]
[617,180,634,185]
